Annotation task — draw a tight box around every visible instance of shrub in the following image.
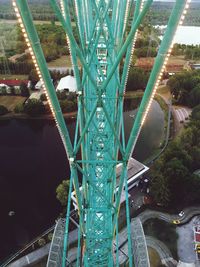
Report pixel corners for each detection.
[40,93,47,101]
[38,238,46,247]
[0,105,8,115]
[24,99,45,117]
[60,99,77,113]
[14,103,24,113]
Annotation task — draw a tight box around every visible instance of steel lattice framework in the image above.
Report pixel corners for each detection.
[13,0,190,266]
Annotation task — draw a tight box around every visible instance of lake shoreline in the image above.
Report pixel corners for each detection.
[0,111,77,121]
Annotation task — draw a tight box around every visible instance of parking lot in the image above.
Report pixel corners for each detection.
[174,107,192,123]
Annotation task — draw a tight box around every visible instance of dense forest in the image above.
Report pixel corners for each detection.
[150,69,200,209]
[150,106,200,209]
[167,70,200,107]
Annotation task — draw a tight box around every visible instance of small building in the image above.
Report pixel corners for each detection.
[193,224,200,261]
[71,158,149,210]
[35,80,43,90]
[0,79,28,89]
[56,75,77,93]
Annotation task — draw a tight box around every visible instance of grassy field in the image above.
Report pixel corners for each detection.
[47,55,72,68]
[0,96,26,111]
[168,55,186,65]
[148,247,161,267]
[0,74,28,80]
[157,85,171,100]
[0,19,61,25]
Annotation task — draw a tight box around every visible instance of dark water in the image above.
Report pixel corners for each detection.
[0,100,164,261]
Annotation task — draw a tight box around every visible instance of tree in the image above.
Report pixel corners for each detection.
[24,99,45,117]
[189,84,200,107]
[20,83,30,97]
[150,174,171,206]
[0,105,8,115]
[14,103,24,113]
[56,180,70,207]
[28,69,38,85]
[191,104,200,121]
[40,93,47,101]
[126,67,149,91]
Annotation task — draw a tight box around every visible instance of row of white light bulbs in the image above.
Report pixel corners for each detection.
[141,0,191,126]
[123,0,145,94]
[12,0,69,156]
[60,0,73,71]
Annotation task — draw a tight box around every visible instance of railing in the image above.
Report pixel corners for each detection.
[1,224,55,267]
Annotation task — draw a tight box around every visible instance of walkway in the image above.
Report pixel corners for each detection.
[138,206,200,225]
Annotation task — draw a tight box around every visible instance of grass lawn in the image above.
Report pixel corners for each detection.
[47,55,72,68]
[148,247,161,267]
[157,85,171,100]
[0,96,26,111]
[168,55,186,65]
[0,74,28,80]
[125,90,144,98]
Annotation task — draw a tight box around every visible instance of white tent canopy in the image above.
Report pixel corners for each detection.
[56,75,77,92]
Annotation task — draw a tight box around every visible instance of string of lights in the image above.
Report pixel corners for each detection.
[12,0,70,157]
[141,0,191,126]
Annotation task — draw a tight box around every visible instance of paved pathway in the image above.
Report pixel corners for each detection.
[177,216,200,266]
[138,206,200,225]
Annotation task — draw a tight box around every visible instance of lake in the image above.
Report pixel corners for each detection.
[156,25,200,45]
[0,100,164,262]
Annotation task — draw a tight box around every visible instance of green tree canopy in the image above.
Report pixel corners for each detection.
[24,99,45,117]
[0,105,8,115]
[56,180,70,207]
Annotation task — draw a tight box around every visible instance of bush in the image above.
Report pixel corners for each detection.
[38,238,46,247]
[14,103,24,113]
[40,93,47,101]
[56,180,70,207]
[59,99,77,113]
[24,99,45,117]
[20,83,30,97]
[56,91,68,100]
[0,105,8,115]
[48,233,53,241]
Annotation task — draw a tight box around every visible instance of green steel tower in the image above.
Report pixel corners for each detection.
[13,0,190,266]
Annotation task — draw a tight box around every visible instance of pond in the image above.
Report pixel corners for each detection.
[0,99,164,261]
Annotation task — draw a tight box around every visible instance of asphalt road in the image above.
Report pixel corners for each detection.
[138,206,200,225]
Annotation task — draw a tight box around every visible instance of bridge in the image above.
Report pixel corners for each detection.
[12,0,191,266]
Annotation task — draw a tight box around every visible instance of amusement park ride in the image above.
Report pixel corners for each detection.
[12,0,191,266]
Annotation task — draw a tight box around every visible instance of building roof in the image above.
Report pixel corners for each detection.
[194,226,200,243]
[0,80,28,87]
[116,158,149,188]
[56,75,77,92]
[71,157,149,210]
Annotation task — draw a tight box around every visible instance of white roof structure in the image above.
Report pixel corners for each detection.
[71,157,149,210]
[0,83,8,88]
[35,80,43,90]
[56,75,77,92]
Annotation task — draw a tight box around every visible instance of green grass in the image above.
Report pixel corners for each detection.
[47,55,72,68]
[157,85,169,94]
[0,74,28,80]
[0,96,26,111]
[148,247,161,267]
